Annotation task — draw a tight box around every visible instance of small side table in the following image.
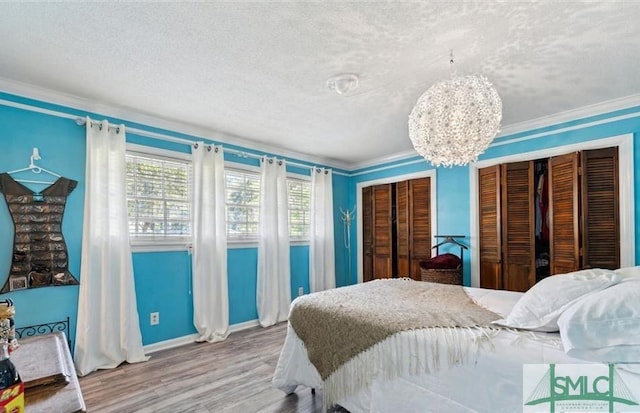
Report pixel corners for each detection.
[11,332,86,413]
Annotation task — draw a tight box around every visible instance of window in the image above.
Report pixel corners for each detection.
[288,178,311,241]
[225,168,260,241]
[126,151,192,241]
[224,169,311,242]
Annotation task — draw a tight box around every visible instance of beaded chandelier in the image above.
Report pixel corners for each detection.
[408,52,502,167]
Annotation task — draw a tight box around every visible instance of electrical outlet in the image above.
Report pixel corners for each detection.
[298,287,304,296]
[150,312,160,326]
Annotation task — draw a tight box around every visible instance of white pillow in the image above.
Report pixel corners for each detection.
[492,268,621,332]
[614,266,640,282]
[558,280,640,362]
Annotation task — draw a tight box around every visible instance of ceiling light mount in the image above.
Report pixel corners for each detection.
[326,73,359,96]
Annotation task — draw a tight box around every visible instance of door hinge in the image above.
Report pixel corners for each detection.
[578,166,583,176]
[579,247,583,256]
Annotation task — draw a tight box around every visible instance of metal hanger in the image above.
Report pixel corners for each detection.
[7,147,61,185]
[432,235,468,250]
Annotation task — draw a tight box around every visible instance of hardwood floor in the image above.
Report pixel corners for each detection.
[79,322,347,412]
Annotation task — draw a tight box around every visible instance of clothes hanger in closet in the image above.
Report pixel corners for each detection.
[432,235,468,250]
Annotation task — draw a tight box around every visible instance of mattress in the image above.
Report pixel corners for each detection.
[272,287,602,412]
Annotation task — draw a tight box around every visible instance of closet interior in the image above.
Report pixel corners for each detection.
[479,147,619,292]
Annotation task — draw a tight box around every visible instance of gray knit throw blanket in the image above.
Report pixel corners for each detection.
[289,278,500,381]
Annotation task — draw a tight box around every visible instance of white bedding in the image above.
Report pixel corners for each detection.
[272,287,593,412]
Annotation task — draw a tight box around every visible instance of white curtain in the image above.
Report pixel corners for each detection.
[309,167,336,292]
[257,157,291,327]
[191,143,229,342]
[74,118,148,376]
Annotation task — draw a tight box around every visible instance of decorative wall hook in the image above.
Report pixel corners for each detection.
[30,147,42,172]
[340,205,356,283]
[340,206,356,231]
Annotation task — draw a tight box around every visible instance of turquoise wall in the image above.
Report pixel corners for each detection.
[332,172,353,287]
[0,91,350,347]
[0,99,85,339]
[2,88,639,349]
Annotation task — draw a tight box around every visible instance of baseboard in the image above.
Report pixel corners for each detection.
[143,319,260,354]
[143,333,199,354]
[228,319,260,333]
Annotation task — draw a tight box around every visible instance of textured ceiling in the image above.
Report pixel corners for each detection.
[1,2,640,167]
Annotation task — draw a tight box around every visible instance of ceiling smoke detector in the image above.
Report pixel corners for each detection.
[326,74,359,96]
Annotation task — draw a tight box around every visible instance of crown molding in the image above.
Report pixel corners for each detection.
[497,93,640,138]
[350,149,420,171]
[0,77,351,171]
[2,76,639,174]
[352,93,640,171]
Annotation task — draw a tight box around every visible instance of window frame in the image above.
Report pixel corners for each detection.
[224,163,312,247]
[126,143,192,252]
[124,145,315,251]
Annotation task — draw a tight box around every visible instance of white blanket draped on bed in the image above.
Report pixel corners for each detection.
[287,279,501,408]
[273,287,626,412]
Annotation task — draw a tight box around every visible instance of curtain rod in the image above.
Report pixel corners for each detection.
[74,117,322,172]
[0,98,343,174]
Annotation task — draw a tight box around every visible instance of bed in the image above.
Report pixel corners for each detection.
[272,269,640,412]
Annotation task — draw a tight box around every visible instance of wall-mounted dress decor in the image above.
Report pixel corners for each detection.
[0,150,78,292]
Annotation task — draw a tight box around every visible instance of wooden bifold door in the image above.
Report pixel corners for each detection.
[479,147,619,292]
[362,177,431,282]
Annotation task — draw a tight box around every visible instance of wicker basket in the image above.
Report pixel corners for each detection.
[420,266,462,285]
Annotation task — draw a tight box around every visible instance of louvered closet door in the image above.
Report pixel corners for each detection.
[549,152,580,275]
[409,177,432,281]
[362,186,374,282]
[395,181,410,278]
[581,147,619,269]
[373,184,393,278]
[501,162,535,292]
[478,165,502,289]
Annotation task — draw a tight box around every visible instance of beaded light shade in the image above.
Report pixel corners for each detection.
[408,57,502,167]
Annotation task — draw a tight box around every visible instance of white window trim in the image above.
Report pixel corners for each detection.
[290,240,310,247]
[286,171,311,181]
[227,240,258,249]
[130,241,191,253]
[127,143,191,161]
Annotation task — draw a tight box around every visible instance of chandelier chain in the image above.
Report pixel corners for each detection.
[449,50,456,78]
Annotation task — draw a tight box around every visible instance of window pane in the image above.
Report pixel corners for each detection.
[135,180,162,199]
[126,152,192,240]
[166,220,190,235]
[225,169,261,240]
[246,207,259,222]
[246,223,258,236]
[225,172,244,187]
[136,200,164,218]
[245,177,259,190]
[245,190,260,206]
[227,188,247,205]
[166,201,190,219]
[228,223,244,236]
[287,178,311,240]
